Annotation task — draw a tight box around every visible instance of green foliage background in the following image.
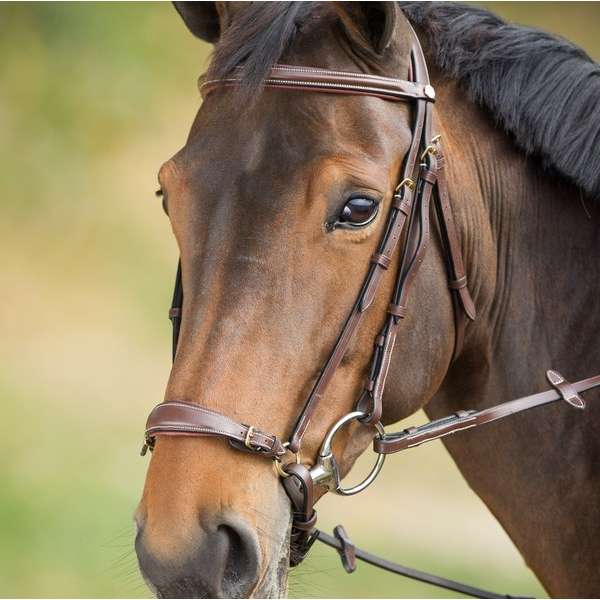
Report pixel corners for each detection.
[1,2,598,598]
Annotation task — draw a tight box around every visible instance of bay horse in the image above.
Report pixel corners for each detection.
[135,2,600,597]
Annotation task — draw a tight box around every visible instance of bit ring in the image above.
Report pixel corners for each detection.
[310,411,386,496]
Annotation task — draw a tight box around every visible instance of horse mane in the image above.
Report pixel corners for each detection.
[208,2,600,199]
[400,2,600,200]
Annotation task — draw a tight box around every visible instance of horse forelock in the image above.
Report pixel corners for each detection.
[207,2,328,93]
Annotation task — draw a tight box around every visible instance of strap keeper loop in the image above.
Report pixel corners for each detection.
[292,510,317,531]
[388,303,407,318]
[449,276,467,290]
[392,195,412,215]
[420,169,437,185]
[371,253,391,270]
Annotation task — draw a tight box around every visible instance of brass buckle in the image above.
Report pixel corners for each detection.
[395,177,415,192]
[140,436,154,456]
[420,134,442,161]
[244,426,256,449]
[273,442,300,479]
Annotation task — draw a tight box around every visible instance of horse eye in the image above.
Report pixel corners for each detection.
[338,196,379,227]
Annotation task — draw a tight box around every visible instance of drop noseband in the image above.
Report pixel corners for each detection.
[141,31,600,598]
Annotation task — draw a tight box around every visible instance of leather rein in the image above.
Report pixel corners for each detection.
[141,33,600,598]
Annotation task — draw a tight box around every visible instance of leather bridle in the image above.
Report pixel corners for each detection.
[141,30,600,598]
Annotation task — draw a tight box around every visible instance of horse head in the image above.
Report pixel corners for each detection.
[135,3,460,597]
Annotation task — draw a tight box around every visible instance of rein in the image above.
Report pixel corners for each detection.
[140,30,600,598]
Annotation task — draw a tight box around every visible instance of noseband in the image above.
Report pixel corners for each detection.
[141,31,600,597]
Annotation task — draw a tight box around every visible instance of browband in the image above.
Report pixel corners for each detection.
[200,64,436,103]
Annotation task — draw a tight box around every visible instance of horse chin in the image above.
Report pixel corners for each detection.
[252,564,289,599]
[142,565,289,600]
[251,522,291,598]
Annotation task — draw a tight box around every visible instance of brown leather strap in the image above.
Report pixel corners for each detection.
[434,153,476,321]
[387,303,407,318]
[287,151,419,450]
[314,529,514,599]
[449,275,467,289]
[143,401,286,458]
[430,154,476,361]
[201,64,436,104]
[152,25,478,485]
[359,162,437,424]
[371,252,392,269]
[287,41,430,451]
[281,463,318,566]
[356,29,444,424]
[374,373,600,454]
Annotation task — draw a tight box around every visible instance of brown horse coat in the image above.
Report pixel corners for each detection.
[136,3,600,597]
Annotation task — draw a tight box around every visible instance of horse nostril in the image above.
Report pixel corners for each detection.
[217,521,261,597]
[135,516,261,598]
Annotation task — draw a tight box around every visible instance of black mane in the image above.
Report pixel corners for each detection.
[208,2,600,199]
[401,2,600,200]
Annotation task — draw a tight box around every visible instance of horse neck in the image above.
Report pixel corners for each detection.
[436,76,600,397]
[428,74,600,596]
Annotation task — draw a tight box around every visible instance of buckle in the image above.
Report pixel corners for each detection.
[140,436,154,456]
[244,425,256,449]
[420,134,442,162]
[394,177,415,192]
[273,445,301,479]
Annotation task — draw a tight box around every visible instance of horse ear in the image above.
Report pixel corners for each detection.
[336,1,399,55]
[172,2,221,43]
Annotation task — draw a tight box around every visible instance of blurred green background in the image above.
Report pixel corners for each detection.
[1,2,598,597]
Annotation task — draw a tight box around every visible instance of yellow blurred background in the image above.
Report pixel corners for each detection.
[1,2,598,597]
